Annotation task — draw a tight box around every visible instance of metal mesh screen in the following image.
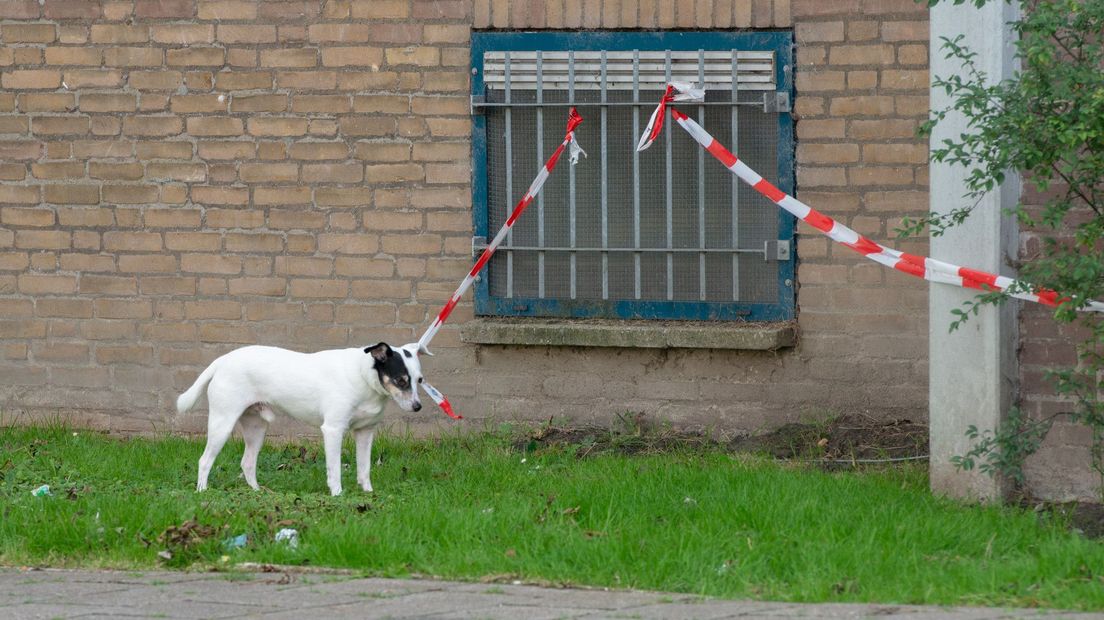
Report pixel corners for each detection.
[483,49,784,308]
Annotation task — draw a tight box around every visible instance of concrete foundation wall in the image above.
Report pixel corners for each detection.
[0,0,933,439]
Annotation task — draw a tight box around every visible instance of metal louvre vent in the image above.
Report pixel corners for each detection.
[476,43,790,319]
[483,50,776,91]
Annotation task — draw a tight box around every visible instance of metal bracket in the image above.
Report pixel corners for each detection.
[471,95,486,115]
[763,91,791,113]
[764,239,791,262]
[472,236,488,258]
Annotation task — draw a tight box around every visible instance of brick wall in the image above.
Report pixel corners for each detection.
[1019,183,1099,501]
[0,0,933,438]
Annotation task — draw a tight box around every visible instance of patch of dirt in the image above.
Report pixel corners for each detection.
[1016,497,1104,539]
[516,413,927,463]
[728,415,927,461]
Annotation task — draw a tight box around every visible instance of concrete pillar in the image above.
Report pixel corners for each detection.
[928,1,1020,501]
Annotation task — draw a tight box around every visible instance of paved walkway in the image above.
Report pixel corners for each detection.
[1,567,1100,619]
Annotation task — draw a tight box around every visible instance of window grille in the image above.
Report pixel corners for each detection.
[470,32,794,321]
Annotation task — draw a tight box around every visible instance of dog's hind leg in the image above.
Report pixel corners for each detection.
[320,419,348,496]
[354,427,375,492]
[197,390,250,492]
[238,406,270,491]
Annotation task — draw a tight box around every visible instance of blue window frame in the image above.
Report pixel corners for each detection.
[471,31,794,321]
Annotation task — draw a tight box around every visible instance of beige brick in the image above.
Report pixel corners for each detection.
[352,141,410,162]
[15,229,70,251]
[0,252,29,273]
[276,256,331,276]
[20,95,73,116]
[103,231,162,252]
[239,162,298,183]
[3,23,55,43]
[21,271,81,295]
[863,143,927,165]
[881,69,928,91]
[288,278,347,298]
[181,253,242,274]
[186,117,243,136]
[883,19,929,42]
[144,207,201,228]
[121,116,183,137]
[349,278,410,300]
[247,117,309,137]
[302,162,363,183]
[287,141,348,161]
[0,164,26,181]
[144,163,205,182]
[364,163,423,183]
[260,48,317,68]
[44,47,103,66]
[31,117,89,136]
[118,253,177,273]
[830,96,895,116]
[2,70,62,90]
[322,46,384,67]
[228,276,286,296]
[897,44,927,65]
[164,232,220,251]
[197,0,256,19]
[318,233,378,254]
[384,46,439,68]
[865,190,928,212]
[225,232,283,253]
[45,185,99,205]
[63,241,106,260]
[167,47,225,67]
[102,185,158,204]
[849,119,917,140]
[829,44,896,66]
[2,207,54,227]
[332,256,391,278]
[196,141,254,160]
[255,186,311,205]
[849,166,914,186]
[206,208,263,228]
[30,162,82,180]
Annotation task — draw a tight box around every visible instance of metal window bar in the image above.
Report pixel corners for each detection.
[536,50,544,299]
[698,49,706,302]
[664,50,673,301]
[484,46,781,308]
[568,50,577,300]
[731,48,740,301]
[600,50,609,300]
[505,51,513,298]
[632,49,641,300]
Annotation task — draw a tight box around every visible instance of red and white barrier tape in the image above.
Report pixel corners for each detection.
[415,108,587,419]
[639,83,1104,314]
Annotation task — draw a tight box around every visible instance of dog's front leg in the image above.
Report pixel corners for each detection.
[354,427,375,492]
[320,421,348,496]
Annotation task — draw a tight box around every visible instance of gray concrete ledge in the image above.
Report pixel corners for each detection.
[460,318,797,350]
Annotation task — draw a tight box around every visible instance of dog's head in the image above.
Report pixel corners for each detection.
[363,342,424,413]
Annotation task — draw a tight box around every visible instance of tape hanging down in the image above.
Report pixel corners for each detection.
[638,83,1104,313]
[415,108,587,420]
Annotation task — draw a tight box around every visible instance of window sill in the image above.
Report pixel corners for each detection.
[460,318,797,351]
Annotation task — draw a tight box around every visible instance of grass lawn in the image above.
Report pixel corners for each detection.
[1,423,1102,610]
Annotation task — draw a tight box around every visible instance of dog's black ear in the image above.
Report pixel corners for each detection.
[364,342,391,363]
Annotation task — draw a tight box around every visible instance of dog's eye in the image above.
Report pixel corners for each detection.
[418,377,423,384]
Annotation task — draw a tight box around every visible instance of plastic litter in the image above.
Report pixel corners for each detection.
[222,533,248,550]
[274,528,299,549]
[31,485,51,497]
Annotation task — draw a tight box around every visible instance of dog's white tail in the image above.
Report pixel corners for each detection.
[176,361,218,414]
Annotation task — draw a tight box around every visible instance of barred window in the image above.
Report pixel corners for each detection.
[470,32,794,321]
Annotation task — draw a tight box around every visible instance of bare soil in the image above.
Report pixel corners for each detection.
[516,413,928,463]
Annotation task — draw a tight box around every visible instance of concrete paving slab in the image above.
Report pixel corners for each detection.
[1,568,1100,620]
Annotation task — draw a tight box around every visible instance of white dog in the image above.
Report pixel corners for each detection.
[176,342,425,496]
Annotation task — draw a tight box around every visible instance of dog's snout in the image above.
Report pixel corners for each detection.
[412,402,422,412]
